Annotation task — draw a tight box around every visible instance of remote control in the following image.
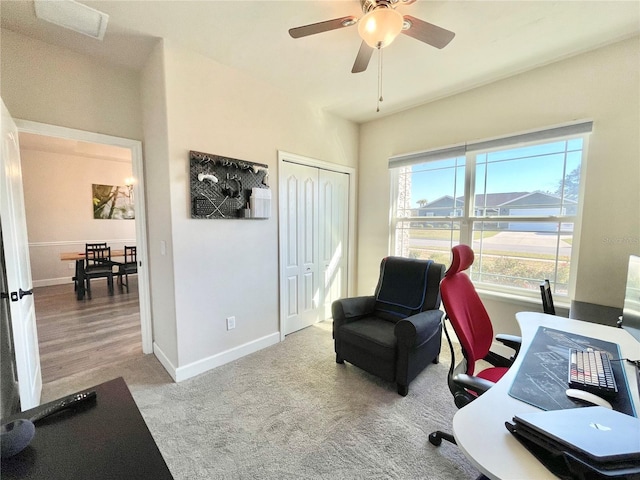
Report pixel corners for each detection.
[28,390,97,424]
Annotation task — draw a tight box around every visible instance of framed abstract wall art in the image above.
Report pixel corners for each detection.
[92,183,135,219]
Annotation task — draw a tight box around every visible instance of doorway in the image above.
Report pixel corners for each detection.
[278,151,355,338]
[13,120,152,383]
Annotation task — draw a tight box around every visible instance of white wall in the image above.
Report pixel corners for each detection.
[358,36,640,334]
[140,40,179,370]
[154,41,358,376]
[0,29,142,140]
[20,142,135,286]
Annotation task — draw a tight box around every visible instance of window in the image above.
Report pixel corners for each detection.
[390,122,592,297]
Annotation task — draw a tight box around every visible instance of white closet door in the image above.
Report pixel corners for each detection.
[318,169,349,320]
[282,162,320,335]
[280,162,349,335]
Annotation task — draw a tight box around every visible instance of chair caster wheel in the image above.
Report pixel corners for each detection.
[428,432,442,446]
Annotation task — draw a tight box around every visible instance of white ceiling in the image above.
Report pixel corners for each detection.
[2,0,639,124]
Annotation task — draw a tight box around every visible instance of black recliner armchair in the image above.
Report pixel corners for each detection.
[332,256,446,396]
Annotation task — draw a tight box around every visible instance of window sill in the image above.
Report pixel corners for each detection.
[476,288,570,312]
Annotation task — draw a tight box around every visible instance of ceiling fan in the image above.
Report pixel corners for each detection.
[288,0,455,74]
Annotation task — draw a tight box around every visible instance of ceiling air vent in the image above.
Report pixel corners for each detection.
[34,0,109,41]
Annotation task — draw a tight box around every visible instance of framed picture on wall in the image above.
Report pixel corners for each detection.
[92,183,135,220]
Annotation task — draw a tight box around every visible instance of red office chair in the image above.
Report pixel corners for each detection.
[429,245,521,447]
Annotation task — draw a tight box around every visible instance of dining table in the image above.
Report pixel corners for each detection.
[60,250,126,300]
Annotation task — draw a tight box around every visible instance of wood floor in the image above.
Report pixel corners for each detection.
[33,276,142,384]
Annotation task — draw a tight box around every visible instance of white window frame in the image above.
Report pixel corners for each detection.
[389,121,592,300]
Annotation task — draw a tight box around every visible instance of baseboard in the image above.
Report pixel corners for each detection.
[174,332,281,382]
[153,343,178,382]
[33,277,72,288]
[29,239,136,247]
[33,277,119,288]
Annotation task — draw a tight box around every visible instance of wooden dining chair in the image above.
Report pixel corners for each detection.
[117,246,137,292]
[84,244,114,299]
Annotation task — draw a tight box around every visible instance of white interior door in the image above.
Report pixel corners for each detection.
[280,160,349,335]
[319,169,349,320]
[1,99,42,409]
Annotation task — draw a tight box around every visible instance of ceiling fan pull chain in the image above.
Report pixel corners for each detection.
[377,45,383,113]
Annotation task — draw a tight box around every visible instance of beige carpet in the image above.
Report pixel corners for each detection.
[42,321,479,480]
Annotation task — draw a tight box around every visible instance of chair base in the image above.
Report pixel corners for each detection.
[118,272,129,292]
[86,276,114,300]
[428,430,456,446]
[336,354,344,364]
[429,432,488,480]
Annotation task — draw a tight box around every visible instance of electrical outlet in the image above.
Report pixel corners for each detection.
[226,316,236,330]
[68,262,75,270]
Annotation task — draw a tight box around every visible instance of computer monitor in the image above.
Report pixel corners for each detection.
[621,255,640,343]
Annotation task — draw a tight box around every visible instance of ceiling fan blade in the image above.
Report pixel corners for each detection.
[289,16,357,39]
[352,41,374,73]
[401,15,455,49]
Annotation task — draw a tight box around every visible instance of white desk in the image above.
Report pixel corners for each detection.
[452,312,640,480]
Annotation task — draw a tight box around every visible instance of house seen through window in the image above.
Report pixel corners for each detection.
[390,124,591,297]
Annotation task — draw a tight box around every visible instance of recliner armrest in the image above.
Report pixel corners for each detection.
[332,296,376,319]
[332,296,376,337]
[453,373,495,396]
[395,310,444,348]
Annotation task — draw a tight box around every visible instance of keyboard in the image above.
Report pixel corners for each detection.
[568,349,618,396]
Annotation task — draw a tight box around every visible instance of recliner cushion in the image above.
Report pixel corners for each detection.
[375,257,431,310]
[373,257,434,322]
[339,317,396,361]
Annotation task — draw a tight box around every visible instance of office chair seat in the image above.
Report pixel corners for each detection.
[476,366,509,384]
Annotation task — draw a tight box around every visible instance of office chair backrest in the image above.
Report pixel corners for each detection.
[540,279,556,315]
[441,245,494,376]
[373,256,441,322]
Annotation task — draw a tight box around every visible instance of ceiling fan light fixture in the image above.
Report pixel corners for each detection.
[357,7,403,48]
[342,18,358,28]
